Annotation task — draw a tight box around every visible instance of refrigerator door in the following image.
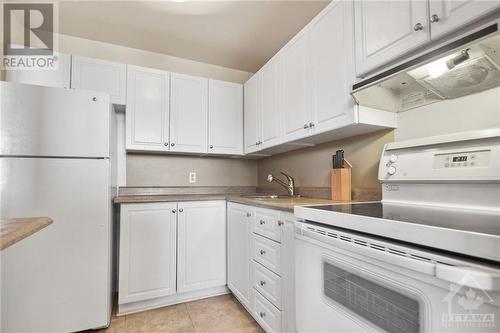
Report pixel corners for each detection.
[0,157,111,333]
[0,81,110,158]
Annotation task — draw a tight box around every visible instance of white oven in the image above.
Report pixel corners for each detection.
[294,128,500,332]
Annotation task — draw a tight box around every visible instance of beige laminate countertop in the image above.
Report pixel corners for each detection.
[0,217,52,251]
[114,194,349,212]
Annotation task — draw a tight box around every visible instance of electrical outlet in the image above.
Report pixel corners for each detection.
[189,172,196,184]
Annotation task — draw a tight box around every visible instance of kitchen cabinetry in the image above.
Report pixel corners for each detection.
[177,201,226,293]
[125,65,170,152]
[260,59,281,149]
[4,51,71,88]
[208,80,243,155]
[354,0,430,76]
[227,204,253,308]
[170,73,208,154]
[429,0,500,39]
[71,56,127,105]
[244,74,261,154]
[118,202,177,304]
[118,200,228,314]
[227,202,296,333]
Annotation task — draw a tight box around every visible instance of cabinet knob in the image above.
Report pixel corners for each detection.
[259,220,265,225]
[309,122,315,128]
[164,142,169,146]
[171,143,175,147]
[172,209,176,213]
[92,97,97,102]
[246,212,252,217]
[260,249,266,255]
[413,23,423,31]
[278,220,284,226]
[259,280,266,286]
[210,145,213,149]
[259,312,266,318]
[304,123,310,129]
[179,208,184,213]
[430,14,440,23]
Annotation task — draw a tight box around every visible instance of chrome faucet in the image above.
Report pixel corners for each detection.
[267,171,297,197]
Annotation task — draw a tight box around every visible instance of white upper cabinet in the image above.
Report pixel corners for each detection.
[208,80,243,155]
[260,58,281,149]
[5,52,71,88]
[429,0,500,39]
[354,0,430,76]
[170,73,208,154]
[71,56,127,105]
[281,31,311,142]
[177,201,227,293]
[126,65,170,151]
[118,202,177,305]
[244,74,261,154]
[310,0,355,134]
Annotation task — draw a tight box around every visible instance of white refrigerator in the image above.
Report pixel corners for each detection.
[0,81,115,332]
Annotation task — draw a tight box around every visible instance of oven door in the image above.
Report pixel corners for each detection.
[295,224,500,333]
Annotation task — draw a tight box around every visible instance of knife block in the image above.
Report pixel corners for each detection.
[331,163,352,201]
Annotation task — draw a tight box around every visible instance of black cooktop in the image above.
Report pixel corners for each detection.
[309,202,500,236]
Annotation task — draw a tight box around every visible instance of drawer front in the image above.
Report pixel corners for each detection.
[254,290,282,333]
[253,261,282,309]
[252,234,281,276]
[254,208,281,242]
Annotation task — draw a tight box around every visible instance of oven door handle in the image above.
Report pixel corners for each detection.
[435,264,500,291]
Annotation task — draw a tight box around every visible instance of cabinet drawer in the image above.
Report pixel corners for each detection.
[252,234,281,275]
[254,208,281,242]
[254,290,282,333]
[253,261,282,309]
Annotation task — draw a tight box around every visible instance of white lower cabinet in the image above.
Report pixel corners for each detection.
[118,200,227,314]
[227,202,296,333]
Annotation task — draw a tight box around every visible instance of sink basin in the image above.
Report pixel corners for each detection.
[241,194,301,199]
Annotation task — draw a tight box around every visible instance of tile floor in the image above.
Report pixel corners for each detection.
[90,294,264,333]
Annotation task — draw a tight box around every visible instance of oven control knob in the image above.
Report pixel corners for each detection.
[387,166,397,175]
[389,154,398,163]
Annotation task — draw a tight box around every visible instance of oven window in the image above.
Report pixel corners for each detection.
[323,261,420,333]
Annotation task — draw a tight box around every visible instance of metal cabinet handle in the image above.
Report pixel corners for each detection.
[259,312,266,318]
[92,97,97,102]
[172,209,176,213]
[430,14,439,23]
[259,280,266,286]
[260,249,266,255]
[304,123,310,129]
[209,145,213,149]
[179,208,183,213]
[246,212,252,217]
[413,23,423,31]
[259,220,265,225]
[309,122,315,128]
[164,142,169,146]
[278,220,284,226]
[171,143,175,147]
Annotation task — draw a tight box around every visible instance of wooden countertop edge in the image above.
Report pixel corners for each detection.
[0,217,53,251]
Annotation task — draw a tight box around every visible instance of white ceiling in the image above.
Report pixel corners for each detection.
[58,1,329,73]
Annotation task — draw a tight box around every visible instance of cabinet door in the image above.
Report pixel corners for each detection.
[118,202,177,304]
[126,65,170,151]
[177,201,227,293]
[354,0,430,76]
[170,73,209,153]
[208,80,243,155]
[243,74,261,153]
[4,52,71,88]
[281,31,311,142]
[429,0,500,39]
[260,59,281,149]
[227,203,253,308]
[71,56,127,105]
[310,0,355,134]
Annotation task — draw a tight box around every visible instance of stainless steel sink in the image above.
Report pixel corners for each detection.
[241,194,301,199]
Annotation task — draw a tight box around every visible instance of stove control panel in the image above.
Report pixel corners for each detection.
[433,150,490,169]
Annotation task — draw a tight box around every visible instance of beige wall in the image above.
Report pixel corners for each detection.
[257,130,394,190]
[127,154,257,187]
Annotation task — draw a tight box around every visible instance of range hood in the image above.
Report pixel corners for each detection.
[352,23,500,113]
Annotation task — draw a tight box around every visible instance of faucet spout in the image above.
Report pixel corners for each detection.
[267,171,296,196]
